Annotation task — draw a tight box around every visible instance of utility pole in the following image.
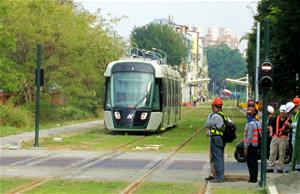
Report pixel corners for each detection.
[247,4,260,104]
[34,44,42,147]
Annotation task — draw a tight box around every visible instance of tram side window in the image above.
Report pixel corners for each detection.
[168,78,171,107]
[177,80,180,106]
[173,79,176,107]
[178,81,180,106]
[175,80,178,107]
[105,78,111,110]
[162,78,167,108]
[152,79,161,111]
[171,79,174,108]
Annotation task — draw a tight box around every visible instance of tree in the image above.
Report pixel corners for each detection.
[0,0,124,113]
[130,23,188,66]
[207,44,247,93]
[246,0,300,98]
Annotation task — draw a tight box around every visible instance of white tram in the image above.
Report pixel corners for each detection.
[103,58,181,132]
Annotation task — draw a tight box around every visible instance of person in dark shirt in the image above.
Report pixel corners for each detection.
[267,105,292,173]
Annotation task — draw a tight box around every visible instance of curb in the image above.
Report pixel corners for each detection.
[267,183,279,194]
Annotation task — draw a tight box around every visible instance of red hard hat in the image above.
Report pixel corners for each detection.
[212,98,223,106]
[293,97,300,105]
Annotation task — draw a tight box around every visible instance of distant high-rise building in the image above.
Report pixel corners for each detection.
[204,27,239,49]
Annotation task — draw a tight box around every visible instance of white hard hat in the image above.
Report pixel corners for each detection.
[286,102,295,112]
[267,105,274,114]
[279,105,287,113]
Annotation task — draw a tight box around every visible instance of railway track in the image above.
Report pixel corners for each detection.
[119,125,206,194]
[7,135,147,194]
[7,106,224,194]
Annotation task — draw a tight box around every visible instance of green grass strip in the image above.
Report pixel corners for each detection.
[24,180,128,194]
[134,182,202,194]
[211,188,267,194]
[0,178,32,194]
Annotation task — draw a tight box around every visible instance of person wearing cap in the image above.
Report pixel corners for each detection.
[243,107,261,183]
[267,105,292,173]
[290,98,300,147]
[204,98,226,183]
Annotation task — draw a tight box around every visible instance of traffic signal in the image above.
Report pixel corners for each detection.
[260,61,273,89]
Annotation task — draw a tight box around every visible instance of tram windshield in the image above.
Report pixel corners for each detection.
[111,72,154,108]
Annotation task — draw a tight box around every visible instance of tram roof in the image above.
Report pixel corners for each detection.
[104,58,181,79]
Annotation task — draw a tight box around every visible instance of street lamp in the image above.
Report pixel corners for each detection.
[152,48,167,64]
[246,4,260,103]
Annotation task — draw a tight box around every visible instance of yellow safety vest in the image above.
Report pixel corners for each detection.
[209,111,226,136]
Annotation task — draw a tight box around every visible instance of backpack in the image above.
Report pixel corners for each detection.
[217,112,237,143]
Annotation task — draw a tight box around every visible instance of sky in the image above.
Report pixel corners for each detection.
[76,0,259,52]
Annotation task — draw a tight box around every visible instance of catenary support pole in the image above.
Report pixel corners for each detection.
[34,44,42,147]
[255,22,260,103]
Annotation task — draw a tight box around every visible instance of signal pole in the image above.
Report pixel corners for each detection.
[259,19,272,188]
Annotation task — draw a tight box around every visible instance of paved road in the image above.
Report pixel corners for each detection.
[0,150,248,182]
[0,120,103,149]
[2,150,297,193]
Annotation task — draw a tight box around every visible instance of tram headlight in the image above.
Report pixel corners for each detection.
[140,112,148,120]
[114,111,121,120]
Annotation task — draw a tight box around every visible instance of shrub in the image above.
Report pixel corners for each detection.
[38,101,91,122]
[57,106,90,121]
[0,104,31,128]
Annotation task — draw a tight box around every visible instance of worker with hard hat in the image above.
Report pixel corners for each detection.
[267,105,293,173]
[267,105,275,126]
[243,107,261,183]
[285,101,296,162]
[289,97,300,147]
[204,98,226,183]
[268,105,274,116]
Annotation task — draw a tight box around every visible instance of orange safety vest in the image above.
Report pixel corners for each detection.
[243,121,261,145]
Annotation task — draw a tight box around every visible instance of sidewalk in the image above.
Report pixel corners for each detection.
[267,171,300,194]
[204,169,300,194]
[0,120,103,149]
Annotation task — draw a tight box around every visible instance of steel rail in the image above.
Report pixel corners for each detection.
[8,135,147,194]
[120,126,204,194]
